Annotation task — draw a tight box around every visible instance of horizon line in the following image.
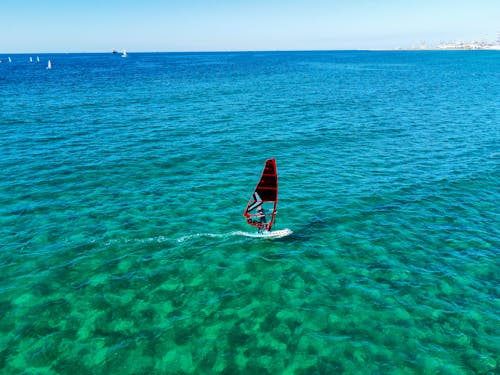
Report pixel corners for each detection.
[3,47,499,55]
[2,48,387,55]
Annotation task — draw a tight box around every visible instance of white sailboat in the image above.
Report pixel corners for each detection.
[8,57,12,63]
[37,56,40,62]
[29,56,33,62]
[47,60,52,70]
[121,50,127,58]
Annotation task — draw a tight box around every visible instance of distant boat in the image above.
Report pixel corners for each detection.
[121,50,127,58]
[112,49,119,54]
[29,57,33,62]
[8,57,12,63]
[47,60,52,70]
[36,56,40,62]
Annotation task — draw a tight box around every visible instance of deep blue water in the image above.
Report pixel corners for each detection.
[0,51,499,374]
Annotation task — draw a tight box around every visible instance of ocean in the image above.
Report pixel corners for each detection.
[0,51,498,374]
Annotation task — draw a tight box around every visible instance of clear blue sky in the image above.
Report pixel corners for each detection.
[2,0,499,52]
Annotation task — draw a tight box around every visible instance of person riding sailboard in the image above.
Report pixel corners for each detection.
[256,206,267,233]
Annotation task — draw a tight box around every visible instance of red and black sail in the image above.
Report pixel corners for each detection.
[243,158,278,232]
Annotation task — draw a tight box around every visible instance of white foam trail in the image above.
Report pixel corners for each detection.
[176,233,227,243]
[177,229,292,242]
[104,236,171,246]
[231,231,269,238]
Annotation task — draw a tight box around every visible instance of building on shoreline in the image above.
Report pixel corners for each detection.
[436,40,500,50]
[436,32,500,50]
[395,33,500,50]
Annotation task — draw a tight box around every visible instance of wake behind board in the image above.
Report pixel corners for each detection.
[234,228,293,239]
[258,228,293,239]
[243,159,291,237]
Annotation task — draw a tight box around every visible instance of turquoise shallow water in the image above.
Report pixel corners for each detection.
[0,51,499,374]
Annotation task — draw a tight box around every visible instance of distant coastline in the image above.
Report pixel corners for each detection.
[393,46,500,51]
[2,45,500,55]
[391,37,500,51]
